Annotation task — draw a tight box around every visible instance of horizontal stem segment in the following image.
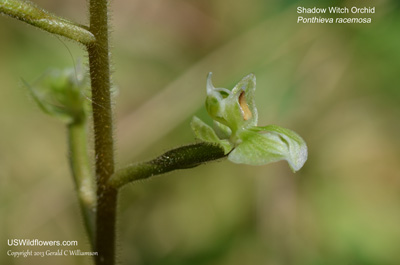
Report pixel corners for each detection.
[109,143,227,189]
[0,0,95,45]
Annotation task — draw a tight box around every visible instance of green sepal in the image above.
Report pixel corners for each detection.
[228,125,308,172]
[191,116,233,154]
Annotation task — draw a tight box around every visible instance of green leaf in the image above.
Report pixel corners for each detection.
[191,116,233,154]
[228,125,308,172]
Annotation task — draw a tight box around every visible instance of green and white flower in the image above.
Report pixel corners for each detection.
[191,73,307,172]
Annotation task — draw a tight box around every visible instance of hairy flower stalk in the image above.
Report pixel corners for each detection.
[24,67,96,245]
[0,0,95,45]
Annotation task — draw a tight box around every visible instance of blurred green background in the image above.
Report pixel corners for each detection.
[1,0,400,264]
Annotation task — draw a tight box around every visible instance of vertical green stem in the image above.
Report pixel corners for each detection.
[87,1,117,264]
[67,119,96,247]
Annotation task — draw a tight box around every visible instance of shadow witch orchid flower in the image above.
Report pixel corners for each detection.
[191,73,308,172]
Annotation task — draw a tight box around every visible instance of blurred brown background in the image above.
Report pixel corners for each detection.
[1,0,400,264]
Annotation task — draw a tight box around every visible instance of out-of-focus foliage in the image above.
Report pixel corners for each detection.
[24,65,88,124]
[1,0,400,265]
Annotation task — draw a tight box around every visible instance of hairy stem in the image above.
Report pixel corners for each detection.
[67,119,96,247]
[87,1,116,264]
[109,143,226,189]
[0,0,95,45]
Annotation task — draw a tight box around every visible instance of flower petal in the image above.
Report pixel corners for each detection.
[230,73,258,126]
[228,125,307,171]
